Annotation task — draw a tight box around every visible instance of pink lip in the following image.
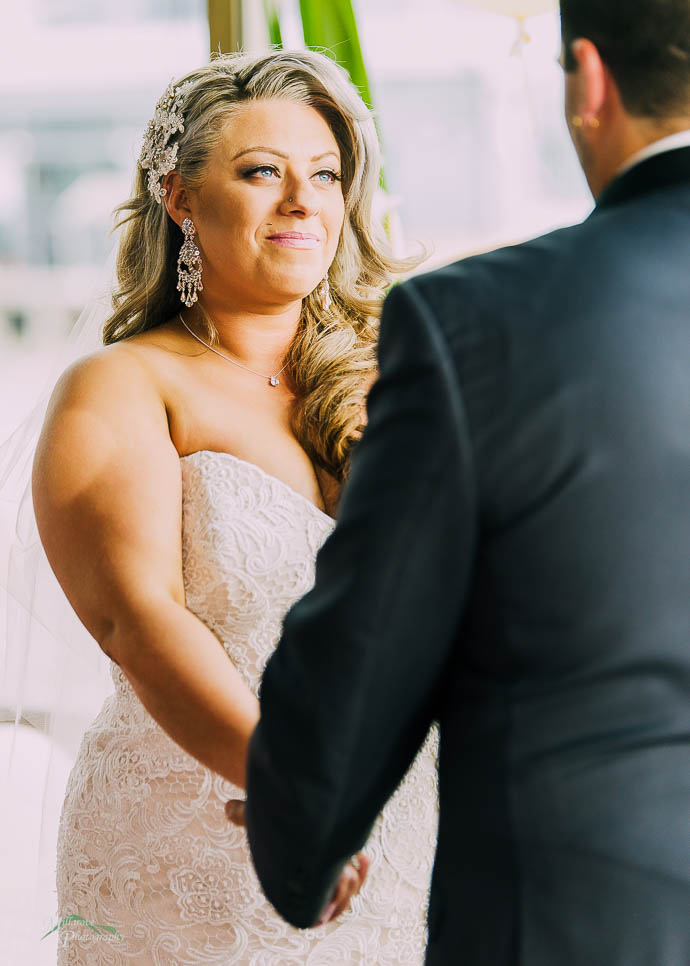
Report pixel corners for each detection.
[266,232,321,249]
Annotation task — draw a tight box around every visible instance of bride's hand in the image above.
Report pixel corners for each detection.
[225,799,247,826]
[225,800,369,925]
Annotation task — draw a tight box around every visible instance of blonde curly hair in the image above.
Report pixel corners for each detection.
[105,49,417,481]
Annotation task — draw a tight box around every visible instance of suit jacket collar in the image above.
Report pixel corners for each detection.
[593,146,690,214]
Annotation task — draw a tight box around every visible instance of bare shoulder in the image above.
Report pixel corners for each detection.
[48,338,166,413]
[33,340,186,643]
[35,340,175,495]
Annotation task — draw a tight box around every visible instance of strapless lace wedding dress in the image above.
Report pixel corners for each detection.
[56,450,438,965]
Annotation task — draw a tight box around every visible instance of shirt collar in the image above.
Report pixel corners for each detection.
[594,142,690,213]
[616,129,690,178]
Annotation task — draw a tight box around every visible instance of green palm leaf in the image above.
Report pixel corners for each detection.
[263,0,284,48]
[298,0,373,110]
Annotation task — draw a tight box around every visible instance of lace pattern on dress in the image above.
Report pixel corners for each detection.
[56,450,438,964]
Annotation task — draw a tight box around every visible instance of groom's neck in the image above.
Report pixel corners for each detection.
[588,113,690,200]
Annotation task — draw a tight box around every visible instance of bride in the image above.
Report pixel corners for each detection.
[30,50,438,963]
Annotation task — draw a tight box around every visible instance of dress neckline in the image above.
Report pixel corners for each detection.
[179,449,335,524]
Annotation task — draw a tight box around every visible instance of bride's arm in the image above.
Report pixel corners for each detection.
[32,347,259,788]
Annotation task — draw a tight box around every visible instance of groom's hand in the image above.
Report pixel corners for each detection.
[316,852,370,926]
[225,800,369,925]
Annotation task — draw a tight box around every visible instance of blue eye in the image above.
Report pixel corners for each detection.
[246,165,279,179]
[315,169,341,184]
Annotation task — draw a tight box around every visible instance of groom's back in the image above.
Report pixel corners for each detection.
[418,158,690,966]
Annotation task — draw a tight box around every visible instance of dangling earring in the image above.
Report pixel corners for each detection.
[177,217,203,307]
[320,274,332,311]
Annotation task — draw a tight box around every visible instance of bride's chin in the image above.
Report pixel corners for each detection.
[263,279,324,305]
[251,290,311,311]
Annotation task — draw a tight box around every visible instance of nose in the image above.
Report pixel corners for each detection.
[278,179,319,217]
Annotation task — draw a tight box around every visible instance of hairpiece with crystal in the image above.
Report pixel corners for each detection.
[139,79,192,203]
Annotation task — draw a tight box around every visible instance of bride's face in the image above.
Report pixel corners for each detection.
[189,98,345,310]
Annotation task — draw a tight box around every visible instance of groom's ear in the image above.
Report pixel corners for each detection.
[569,38,611,126]
[163,171,193,229]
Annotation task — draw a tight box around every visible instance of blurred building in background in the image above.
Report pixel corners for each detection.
[0,0,208,436]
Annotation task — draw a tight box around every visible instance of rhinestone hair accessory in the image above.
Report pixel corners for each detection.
[139,79,192,203]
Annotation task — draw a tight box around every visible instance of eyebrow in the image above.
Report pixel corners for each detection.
[231,146,340,163]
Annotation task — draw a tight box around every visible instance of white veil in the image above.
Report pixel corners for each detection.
[0,250,118,962]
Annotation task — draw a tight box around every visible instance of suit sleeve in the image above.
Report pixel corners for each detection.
[245,279,479,928]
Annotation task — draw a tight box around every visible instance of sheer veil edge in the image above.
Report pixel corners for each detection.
[0,246,119,953]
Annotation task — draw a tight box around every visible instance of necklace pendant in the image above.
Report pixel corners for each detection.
[269,375,280,387]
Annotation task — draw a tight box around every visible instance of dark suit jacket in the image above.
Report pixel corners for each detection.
[245,147,690,965]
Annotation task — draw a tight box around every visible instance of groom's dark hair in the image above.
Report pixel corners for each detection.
[561,0,690,118]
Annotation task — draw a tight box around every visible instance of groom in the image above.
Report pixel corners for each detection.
[230,1,690,962]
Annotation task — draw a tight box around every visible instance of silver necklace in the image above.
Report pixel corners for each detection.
[179,314,288,387]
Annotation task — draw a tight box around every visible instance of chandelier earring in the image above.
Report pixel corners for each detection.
[319,274,332,311]
[177,217,203,307]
